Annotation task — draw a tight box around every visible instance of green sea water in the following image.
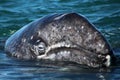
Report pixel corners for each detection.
[0,0,120,80]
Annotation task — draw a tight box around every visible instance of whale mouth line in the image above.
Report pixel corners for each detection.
[37,42,97,60]
[46,47,79,53]
[36,42,77,59]
[36,46,80,61]
[44,42,76,53]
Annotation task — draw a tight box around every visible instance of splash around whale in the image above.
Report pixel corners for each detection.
[5,13,116,68]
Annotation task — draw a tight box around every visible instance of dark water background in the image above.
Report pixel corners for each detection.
[0,0,120,80]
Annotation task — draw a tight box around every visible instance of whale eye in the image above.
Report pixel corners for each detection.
[29,35,47,55]
[38,42,46,51]
[31,41,46,56]
[36,41,46,55]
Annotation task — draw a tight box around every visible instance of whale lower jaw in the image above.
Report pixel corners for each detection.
[37,42,111,68]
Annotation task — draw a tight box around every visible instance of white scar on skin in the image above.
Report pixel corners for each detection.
[30,36,33,40]
[37,54,47,59]
[105,55,111,67]
[22,38,26,42]
[54,14,67,20]
[81,26,84,29]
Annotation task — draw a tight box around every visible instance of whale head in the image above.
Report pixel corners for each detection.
[5,13,116,67]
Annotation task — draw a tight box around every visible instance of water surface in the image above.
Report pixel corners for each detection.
[0,0,120,80]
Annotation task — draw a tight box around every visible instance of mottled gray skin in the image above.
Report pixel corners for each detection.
[5,13,115,67]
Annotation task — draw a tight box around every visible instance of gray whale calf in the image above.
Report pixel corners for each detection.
[5,13,115,67]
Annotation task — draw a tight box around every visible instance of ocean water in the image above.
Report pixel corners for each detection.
[0,0,120,80]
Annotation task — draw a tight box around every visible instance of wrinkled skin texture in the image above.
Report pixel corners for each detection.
[5,13,116,68]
